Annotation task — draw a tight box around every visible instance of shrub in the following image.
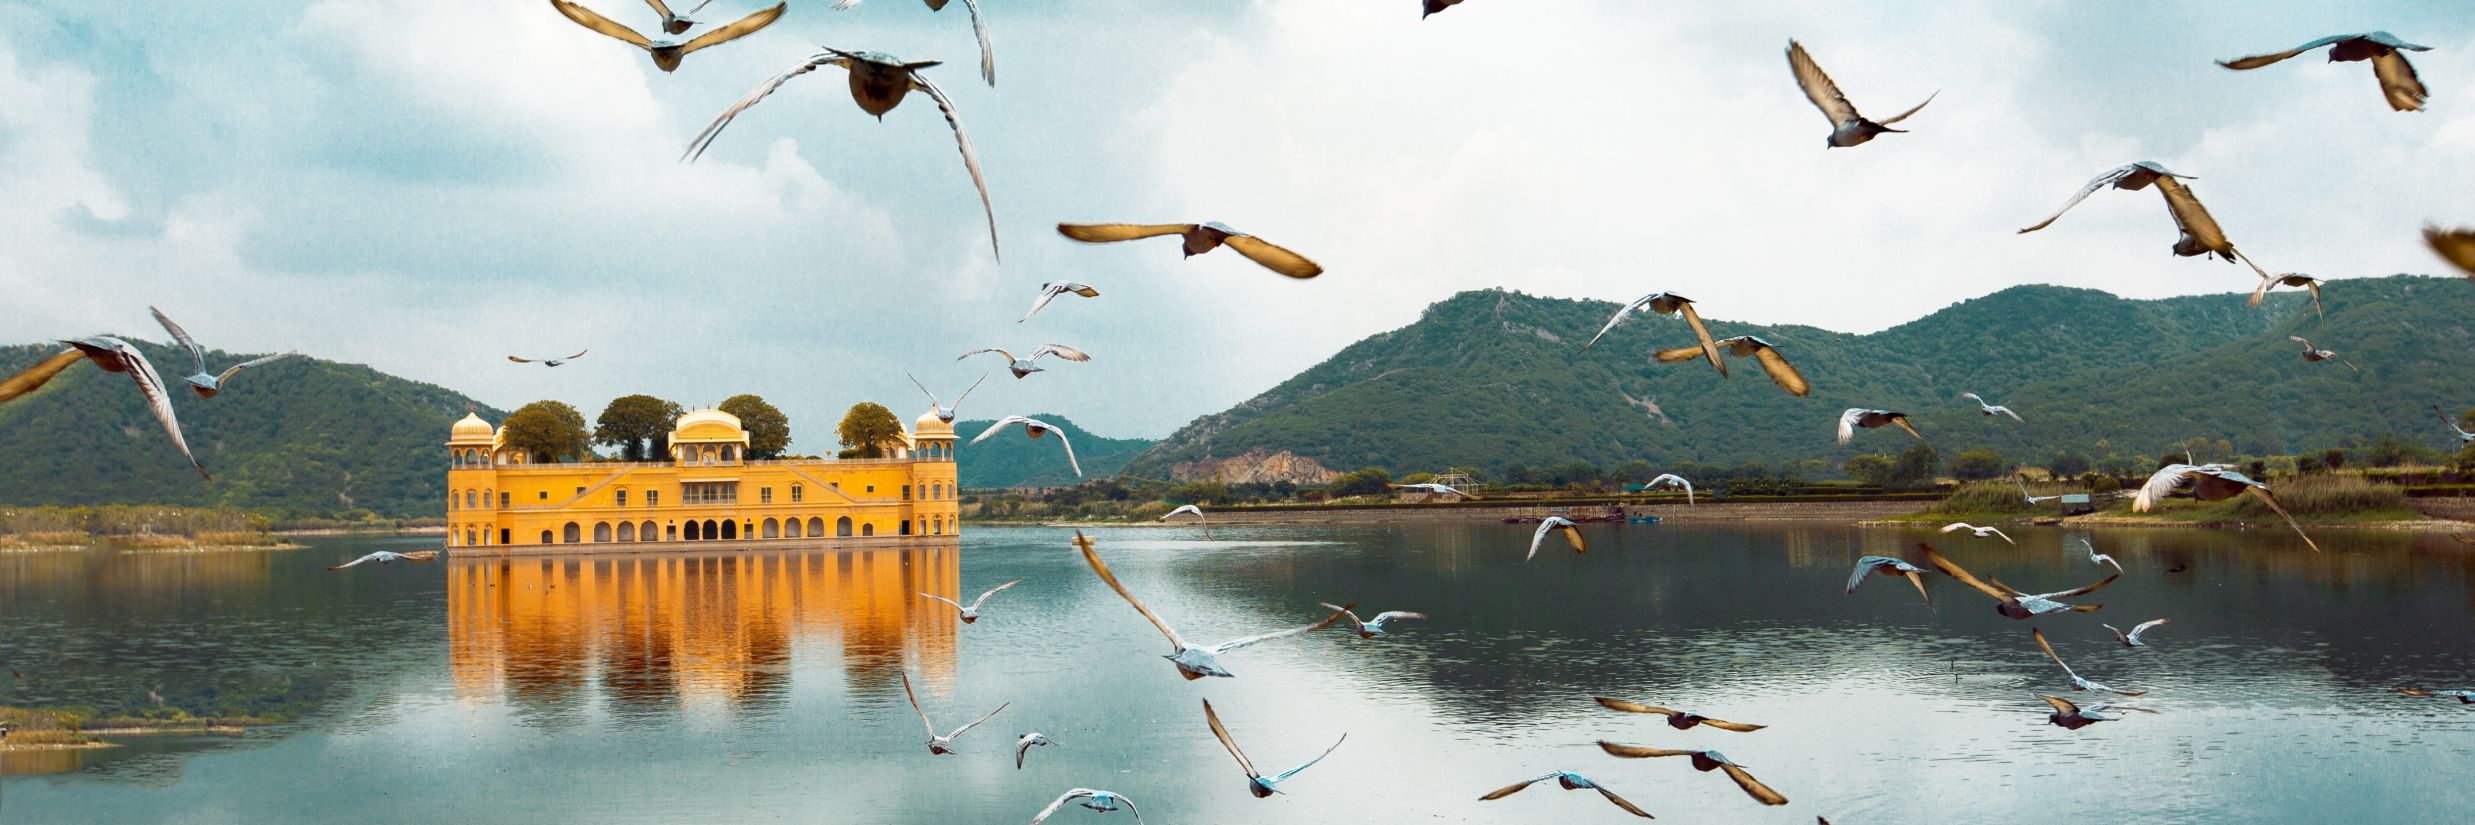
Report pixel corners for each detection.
[1930,480,2036,515]
[2210,475,2409,519]
[1949,449,2005,481]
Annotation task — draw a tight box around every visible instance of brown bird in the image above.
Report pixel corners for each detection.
[1922,544,2117,620]
[1661,335,1810,396]
[1478,771,1651,818]
[57,337,210,479]
[1838,408,1921,444]
[2134,464,2320,553]
[2038,693,2154,730]
[2249,273,2325,318]
[1785,39,1934,149]
[2288,336,2358,373]
[2019,161,2266,277]
[2218,32,2434,112]
[1056,223,1322,279]
[0,348,84,404]
[2426,225,2475,277]
[1586,292,1723,375]
[1595,742,1789,806]
[830,0,997,87]
[2399,688,2475,703]
[1594,697,1767,732]
[549,0,785,73]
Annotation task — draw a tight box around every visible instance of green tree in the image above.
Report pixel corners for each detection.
[2047,451,2092,479]
[594,395,681,461]
[721,394,793,459]
[1949,449,2005,481]
[501,400,589,462]
[1887,444,1940,489]
[836,402,904,459]
[2321,448,2348,472]
[1329,467,1392,497]
[1844,454,1892,487]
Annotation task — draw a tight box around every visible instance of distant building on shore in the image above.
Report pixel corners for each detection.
[444,406,958,554]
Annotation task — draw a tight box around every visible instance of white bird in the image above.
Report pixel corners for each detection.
[1389,482,1481,500]
[1319,603,1428,638]
[2289,335,2359,373]
[2134,464,2319,552]
[1056,222,1323,279]
[2019,161,2266,276]
[548,0,784,72]
[60,337,209,479]
[1939,522,2015,545]
[830,0,997,87]
[1015,732,1057,769]
[960,344,1090,379]
[2072,537,2123,573]
[1528,517,1585,561]
[683,47,999,259]
[899,671,1006,756]
[970,416,1081,477]
[2218,32,2433,112]
[1785,39,1934,149]
[327,550,439,571]
[2016,476,2067,504]
[1030,789,1143,824]
[919,578,1023,624]
[2429,225,2475,278]
[2033,627,2146,697]
[2249,273,2326,318]
[1158,504,1211,538]
[1583,292,1723,372]
[1022,282,1100,323]
[1657,335,1809,396]
[1478,771,1652,818]
[2039,693,2155,730]
[148,308,296,399]
[1959,392,2022,422]
[907,372,986,424]
[1845,555,1933,607]
[2435,404,2475,443]
[1924,545,2119,620]
[2106,618,2169,648]
[1644,473,1695,505]
[644,0,717,34]
[508,349,588,367]
[1204,698,1346,798]
[1838,408,1922,445]
[1075,531,1349,680]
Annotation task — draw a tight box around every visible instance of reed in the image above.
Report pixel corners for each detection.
[2204,475,2415,520]
[1926,480,2040,516]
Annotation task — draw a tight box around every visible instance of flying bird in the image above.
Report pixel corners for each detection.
[1422,0,1465,17]
[2072,537,2123,573]
[327,550,439,571]
[1478,771,1652,818]
[2218,32,2433,112]
[2135,464,2319,552]
[548,0,784,72]
[149,308,296,398]
[919,578,1023,624]
[1016,733,1058,769]
[1923,544,2118,619]
[1785,39,1934,149]
[1660,335,1810,395]
[899,671,1006,756]
[508,349,588,367]
[2016,477,2066,505]
[0,348,86,405]
[2106,618,2169,648]
[2289,336,2359,373]
[643,0,716,34]
[1389,482,1481,500]
[2434,404,2475,443]
[684,48,999,259]
[1593,697,1767,732]
[1528,517,1585,561]
[1204,698,1347,798]
[1939,522,2015,545]
[1846,555,1934,606]
[1030,789,1144,824]
[2428,226,2475,277]
[2018,161,2191,234]
[969,416,1081,476]
[1586,292,1724,373]
[2018,161,2267,276]
[1319,603,1428,638]
[1644,473,1696,504]
[1960,392,2022,422]
[2038,694,2153,730]
[1159,504,1211,537]
[59,337,209,479]
[1074,531,1349,679]
[829,0,997,87]
[2249,273,2326,318]
[907,372,986,423]
[1838,408,1922,444]
[2032,627,2146,697]
[959,344,1090,379]
[2399,688,2475,704]
[1022,282,1100,323]
[1056,222,1322,279]
[1596,742,1789,806]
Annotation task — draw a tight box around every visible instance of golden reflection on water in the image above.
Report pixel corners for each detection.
[446,542,960,711]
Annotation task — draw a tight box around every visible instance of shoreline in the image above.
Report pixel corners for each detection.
[992,500,1936,528]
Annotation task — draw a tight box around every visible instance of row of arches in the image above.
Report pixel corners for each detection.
[537,516,876,544]
[451,488,496,511]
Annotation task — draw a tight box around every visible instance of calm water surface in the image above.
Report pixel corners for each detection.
[3,524,2473,823]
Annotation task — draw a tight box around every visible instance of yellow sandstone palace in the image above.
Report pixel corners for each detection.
[443,406,959,555]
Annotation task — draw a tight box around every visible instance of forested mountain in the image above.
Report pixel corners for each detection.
[954,415,1154,489]
[1123,275,2472,479]
[0,341,494,518]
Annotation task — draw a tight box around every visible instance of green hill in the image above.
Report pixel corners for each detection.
[954,415,1154,489]
[1123,276,2472,478]
[0,340,496,519]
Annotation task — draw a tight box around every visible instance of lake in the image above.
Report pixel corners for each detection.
[3,523,2472,823]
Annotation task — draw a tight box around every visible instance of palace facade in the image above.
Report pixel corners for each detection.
[444,406,959,555]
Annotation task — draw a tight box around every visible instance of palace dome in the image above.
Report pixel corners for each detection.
[672,408,750,444]
[450,411,494,441]
[914,409,955,438]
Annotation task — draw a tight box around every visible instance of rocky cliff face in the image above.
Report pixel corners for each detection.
[1168,448,1340,484]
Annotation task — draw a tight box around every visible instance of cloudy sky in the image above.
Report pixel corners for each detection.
[3,1,2471,446]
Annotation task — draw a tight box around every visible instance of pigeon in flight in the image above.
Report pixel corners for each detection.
[2106,618,2169,648]
[1644,473,1696,504]
[2032,627,2146,697]
[643,0,716,34]
[1595,742,1789,806]
[1659,335,1810,396]
[908,372,986,423]
[1785,39,1935,148]
[970,416,1081,476]
[2135,464,2319,552]
[1159,504,1211,537]
[1056,223,1323,279]
[919,578,1023,624]
[1585,292,1725,374]
[2434,404,2475,443]
[2218,32,2433,111]
[1075,531,1349,679]
[1594,697,1767,732]
[830,0,998,87]
[1022,282,1101,323]
[960,344,1089,379]
[328,550,440,571]
[1960,392,2022,422]
[2289,336,2359,373]
[2249,273,2326,318]
[1528,517,1585,561]
[2019,161,2268,276]
[60,337,210,479]
[2039,693,2154,730]
[1845,555,1933,607]
[900,671,1006,756]
[1478,771,1652,818]
[1029,789,1144,824]
[149,308,296,398]
[1923,544,2117,620]
[1838,408,1922,445]
[1204,698,1347,798]
[2072,537,2123,573]
[509,350,588,367]
[1015,733,1058,769]
[549,0,784,72]
[1320,603,1428,638]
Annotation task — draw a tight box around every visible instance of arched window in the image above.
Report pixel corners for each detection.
[902,485,912,501]
[933,483,943,500]
[710,519,727,540]
[900,520,912,536]
[785,518,802,538]
[723,445,737,463]
[539,529,554,544]
[685,521,702,541]
[702,447,717,466]
[807,517,823,536]
[861,523,875,537]
[762,518,780,538]
[467,528,480,545]
[836,516,853,537]
[640,521,656,542]
[563,522,582,543]
[594,522,612,543]
[666,524,679,541]
[616,522,636,542]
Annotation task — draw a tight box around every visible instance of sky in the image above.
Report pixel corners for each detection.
[3,0,2473,448]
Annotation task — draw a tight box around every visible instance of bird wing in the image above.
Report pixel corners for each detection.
[1221,234,1325,279]
[1594,785,1655,819]
[1369,611,1426,624]
[1057,223,1194,243]
[1319,602,1367,634]
[2129,618,2169,642]
[1961,392,1983,403]
[2248,274,2275,307]
[2155,177,2234,254]
[2037,694,2081,715]
[550,0,653,48]
[960,0,995,86]
[951,373,987,411]
[645,0,674,17]
[958,348,1016,366]
[1720,763,1789,806]
[1054,430,1082,476]
[1874,90,1935,126]
[969,578,1024,610]
[2032,627,2080,681]
[899,672,939,737]
[1890,415,1924,442]
[1837,409,1859,444]
[1785,40,1860,124]
[1843,559,1880,595]
[0,350,85,403]
[1015,737,1035,769]
[149,307,205,374]
[2430,404,2463,437]
[2133,466,2194,512]
[919,592,967,611]
[676,2,786,57]
[1677,302,1727,377]
[2372,51,2429,111]
[1593,697,1676,715]
[2289,335,2314,348]
[2019,164,2141,234]
[1526,522,1549,561]
[112,343,206,479]
[1270,733,1345,784]
[908,372,944,410]
[214,352,296,387]
[1209,603,1350,654]
[909,71,1000,261]
[1560,524,1586,554]
[327,552,378,571]
[1020,288,1060,322]
[2037,570,2122,600]
[1202,699,1260,779]
[1903,570,1933,606]
[507,355,537,363]
[968,417,1030,445]
[1699,717,1767,733]
[1578,299,1642,352]
[945,701,1008,740]
[1597,741,1696,758]
[1995,405,2022,422]
[1077,532,1189,649]
[1939,522,1972,534]
[1988,527,2015,545]
[682,52,840,161]
[1653,343,1712,363]
[2246,487,2321,553]
[1479,774,1561,801]
[1033,344,1092,362]
[1029,790,1092,824]
[1921,545,2013,603]
[2215,34,2352,69]
[2427,226,2475,277]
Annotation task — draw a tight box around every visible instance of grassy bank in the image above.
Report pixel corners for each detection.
[0,505,285,548]
[0,706,281,748]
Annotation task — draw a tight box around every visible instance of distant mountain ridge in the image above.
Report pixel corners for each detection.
[1122,275,2470,478]
[954,415,1154,489]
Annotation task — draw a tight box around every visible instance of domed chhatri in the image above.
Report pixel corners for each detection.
[441,404,960,555]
